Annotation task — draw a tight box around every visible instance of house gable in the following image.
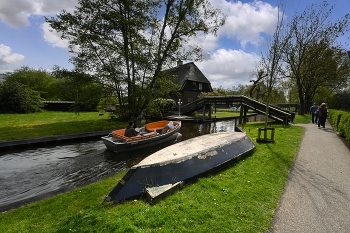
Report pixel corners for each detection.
[165,62,213,105]
[167,62,212,91]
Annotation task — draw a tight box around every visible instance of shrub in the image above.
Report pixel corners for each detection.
[0,81,43,113]
[146,98,176,119]
[328,110,347,131]
[338,113,350,143]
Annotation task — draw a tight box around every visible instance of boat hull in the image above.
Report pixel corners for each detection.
[101,121,181,153]
[106,132,255,203]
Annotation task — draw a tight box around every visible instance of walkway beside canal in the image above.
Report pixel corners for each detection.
[270,120,350,232]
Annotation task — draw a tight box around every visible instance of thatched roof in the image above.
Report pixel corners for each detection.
[165,62,211,88]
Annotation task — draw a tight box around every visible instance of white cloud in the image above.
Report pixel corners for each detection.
[0,44,25,69]
[0,0,78,28]
[196,49,260,88]
[42,22,69,48]
[189,33,220,52]
[187,0,279,88]
[0,0,280,88]
[211,0,280,48]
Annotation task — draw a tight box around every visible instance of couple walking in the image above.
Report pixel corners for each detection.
[310,102,328,129]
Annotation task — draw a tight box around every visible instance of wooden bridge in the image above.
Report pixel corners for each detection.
[179,95,293,125]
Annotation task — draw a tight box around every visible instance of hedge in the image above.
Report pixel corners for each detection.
[329,109,350,144]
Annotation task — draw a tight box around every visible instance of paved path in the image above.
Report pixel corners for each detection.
[270,120,350,232]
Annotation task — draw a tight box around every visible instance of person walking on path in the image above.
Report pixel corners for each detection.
[317,103,328,129]
[310,102,319,124]
[270,120,350,233]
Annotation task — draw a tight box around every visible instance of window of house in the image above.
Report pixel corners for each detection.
[192,82,196,90]
[199,83,202,90]
[188,98,193,103]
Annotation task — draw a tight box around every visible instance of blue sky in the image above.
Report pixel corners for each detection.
[0,0,349,88]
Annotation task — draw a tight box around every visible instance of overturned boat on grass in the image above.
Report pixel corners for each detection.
[101,120,181,153]
[104,131,255,203]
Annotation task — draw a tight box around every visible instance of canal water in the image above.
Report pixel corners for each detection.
[0,120,236,212]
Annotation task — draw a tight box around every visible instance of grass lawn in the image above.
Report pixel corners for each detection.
[195,108,244,118]
[0,113,308,233]
[0,112,127,141]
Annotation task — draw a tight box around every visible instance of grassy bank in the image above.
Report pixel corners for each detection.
[0,116,305,232]
[0,112,127,141]
[0,110,246,141]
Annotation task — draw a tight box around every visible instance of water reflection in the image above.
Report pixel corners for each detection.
[0,120,236,212]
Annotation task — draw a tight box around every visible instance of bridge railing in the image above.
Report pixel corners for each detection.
[180,95,292,124]
[181,98,205,114]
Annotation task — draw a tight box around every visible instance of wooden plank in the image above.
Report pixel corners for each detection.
[146,181,183,203]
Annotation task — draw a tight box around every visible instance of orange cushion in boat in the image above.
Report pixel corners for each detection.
[111,129,157,142]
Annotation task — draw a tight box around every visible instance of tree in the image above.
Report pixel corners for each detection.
[300,42,349,104]
[6,66,59,100]
[253,3,289,129]
[46,0,225,122]
[281,2,350,114]
[0,81,43,113]
[230,84,250,95]
[52,67,104,111]
[198,87,228,97]
[329,92,350,110]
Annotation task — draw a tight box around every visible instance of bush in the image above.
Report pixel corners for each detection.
[0,81,43,113]
[146,98,176,119]
[328,109,350,144]
[338,113,350,143]
[328,110,347,131]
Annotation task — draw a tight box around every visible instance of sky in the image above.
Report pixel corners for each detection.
[0,0,349,88]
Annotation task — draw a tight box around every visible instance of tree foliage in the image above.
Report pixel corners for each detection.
[6,66,59,100]
[146,98,176,119]
[52,67,103,111]
[198,87,229,97]
[248,4,289,113]
[0,81,43,113]
[46,0,225,122]
[328,92,350,110]
[281,2,350,114]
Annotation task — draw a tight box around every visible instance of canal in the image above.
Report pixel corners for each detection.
[0,120,237,212]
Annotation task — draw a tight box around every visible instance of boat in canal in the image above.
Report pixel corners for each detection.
[101,120,182,153]
[104,131,255,203]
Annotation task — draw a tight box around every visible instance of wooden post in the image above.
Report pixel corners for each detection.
[239,104,243,124]
[202,104,206,122]
[257,128,275,143]
[208,104,212,121]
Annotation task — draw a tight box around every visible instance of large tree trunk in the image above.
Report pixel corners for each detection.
[297,85,306,115]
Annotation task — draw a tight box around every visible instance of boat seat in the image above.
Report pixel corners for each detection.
[111,129,157,142]
[145,120,169,131]
[160,122,179,134]
[140,131,158,138]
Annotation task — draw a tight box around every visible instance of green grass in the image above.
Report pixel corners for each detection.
[0,121,305,233]
[293,113,311,124]
[0,112,127,141]
[196,108,252,118]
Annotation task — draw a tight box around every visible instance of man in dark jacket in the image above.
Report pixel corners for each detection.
[124,122,140,137]
[310,102,319,124]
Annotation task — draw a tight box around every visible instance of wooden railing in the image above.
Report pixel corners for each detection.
[180,95,292,124]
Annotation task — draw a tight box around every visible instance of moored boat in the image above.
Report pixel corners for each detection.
[104,131,255,203]
[101,120,181,153]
